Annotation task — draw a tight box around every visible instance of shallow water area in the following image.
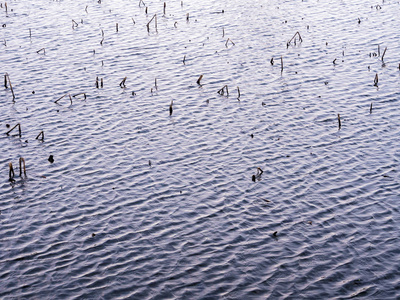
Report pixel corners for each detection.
[1,0,400,299]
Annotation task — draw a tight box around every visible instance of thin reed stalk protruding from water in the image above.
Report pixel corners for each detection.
[73,92,87,100]
[217,85,229,96]
[287,31,303,47]
[370,102,373,114]
[120,77,127,88]
[69,94,73,105]
[183,55,186,64]
[139,0,146,7]
[270,57,274,65]
[132,18,136,24]
[85,5,88,13]
[197,75,203,85]
[145,7,148,14]
[9,162,15,180]
[186,13,189,22]
[116,23,118,32]
[237,86,241,100]
[281,56,283,72]
[100,29,104,45]
[222,27,225,37]
[378,45,380,57]
[6,123,21,137]
[29,28,32,39]
[36,48,45,54]
[169,100,173,116]
[147,14,157,32]
[155,78,158,90]
[381,47,387,61]
[374,73,379,86]
[225,38,235,48]
[96,77,99,88]
[337,114,341,130]
[163,2,166,15]
[19,157,26,177]
[72,19,78,29]
[36,130,44,140]
[101,78,103,88]
[4,73,15,100]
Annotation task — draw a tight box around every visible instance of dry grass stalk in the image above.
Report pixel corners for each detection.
[19,157,26,177]
[163,2,166,15]
[36,48,45,54]
[96,77,99,88]
[183,55,186,64]
[54,93,68,104]
[370,102,373,114]
[337,114,341,130]
[72,19,78,29]
[197,75,203,85]
[6,123,21,137]
[281,56,283,72]
[116,23,119,32]
[169,100,173,116]
[237,86,241,100]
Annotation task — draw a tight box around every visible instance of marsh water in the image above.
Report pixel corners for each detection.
[1,0,400,298]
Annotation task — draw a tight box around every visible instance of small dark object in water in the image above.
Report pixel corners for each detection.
[273,231,278,237]
[92,233,96,237]
[250,134,254,138]
[6,124,10,128]
[149,160,151,166]
[252,175,256,182]
[32,91,35,94]
[169,100,173,116]
[48,155,54,163]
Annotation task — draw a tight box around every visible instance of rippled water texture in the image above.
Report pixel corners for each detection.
[1,0,400,298]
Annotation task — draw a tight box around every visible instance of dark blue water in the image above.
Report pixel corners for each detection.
[1,0,400,298]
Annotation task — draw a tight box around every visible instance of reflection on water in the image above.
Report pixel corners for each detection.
[1,0,400,298]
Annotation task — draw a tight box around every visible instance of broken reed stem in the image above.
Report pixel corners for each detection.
[183,55,186,64]
[139,0,146,7]
[163,2,166,15]
[19,157,26,177]
[270,57,274,65]
[96,77,99,88]
[116,23,118,32]
[237,86,240,100]
[197,74,203,85]
[147,14,157,31]
[120,77,127,88]
[36,48,45,54]
[281,56,283,72]
[6,123,21,137]
[186,13,189,22]
[287,31,303,47]
[337,114,341,130]
[9,162,15,180]
[374,73,379,86]
[36,130,44,140]
[72,19,78,29]
[69,94,73,105]
[155,78,158,90]
[54,93,68,103]
[381,47,387,61]
[370,102,373,114]
[222,27,225,37]
[217,85,229,96]
[225,38,235,48]
[72,92,87,99]
[4,73,15,99]
[169,100,173,116]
